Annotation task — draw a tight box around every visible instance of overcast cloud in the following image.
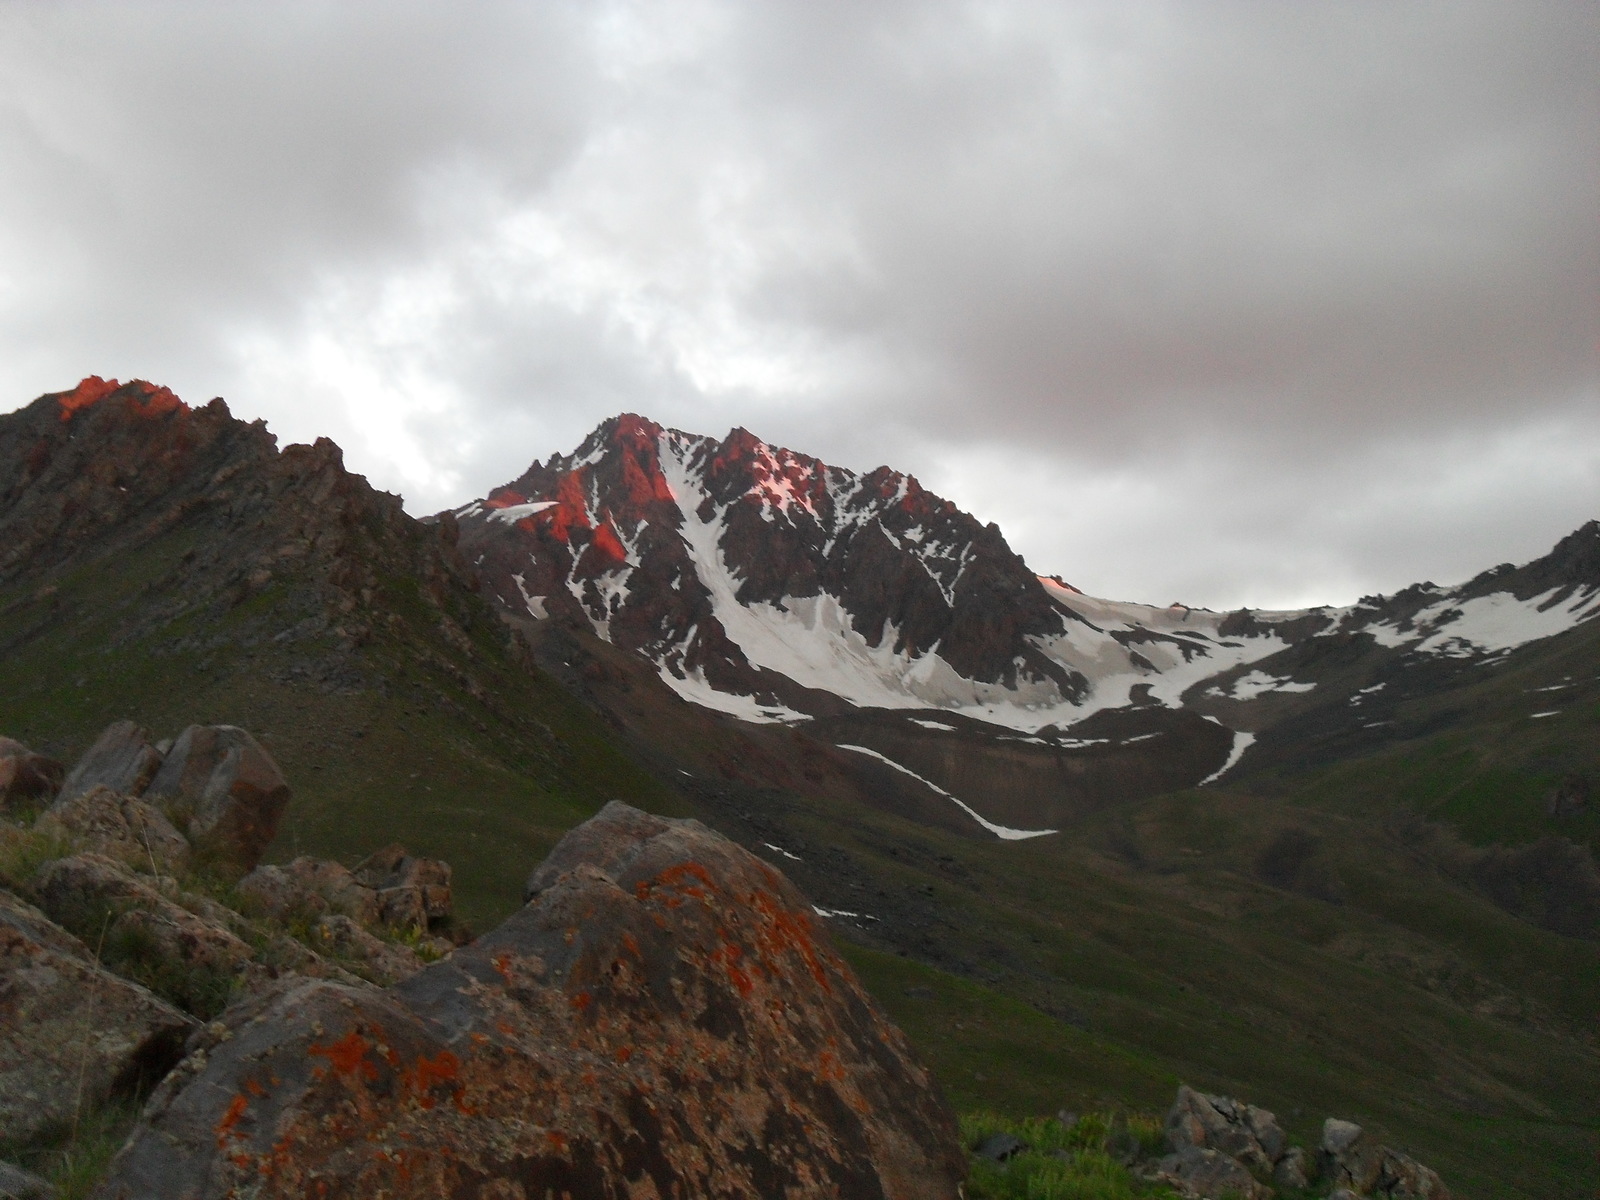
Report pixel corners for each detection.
[1,1,1594,609]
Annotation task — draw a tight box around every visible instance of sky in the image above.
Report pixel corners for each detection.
[0,1,1595,610]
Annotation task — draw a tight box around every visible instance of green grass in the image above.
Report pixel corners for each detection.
[958,1111,1178,1200]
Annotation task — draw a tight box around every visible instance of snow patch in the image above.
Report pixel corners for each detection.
[487,500,559,523]
[835,744,1057,841]
[762,842,803,862]
[1229,671,1316,700]
[1198,731,1256,786]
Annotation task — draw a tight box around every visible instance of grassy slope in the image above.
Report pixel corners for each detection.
[0,526,690,930]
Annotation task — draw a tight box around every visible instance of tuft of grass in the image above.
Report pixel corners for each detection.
[0,821,69,895]
[0,1096,140,1200]
[959,1110,1182,1200]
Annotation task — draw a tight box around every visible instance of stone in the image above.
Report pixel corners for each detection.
[0,888,193,1145]
[55,721,163,805]
[32,854,255,1016]
[1322,1117,1383,1195]
[0,737,64,813]
[33,785,191,873]
[1377,1147,1452,1199]
[1149,1146,1272,1200]
[974,1132,1028,1162]
[1273,1144,1312,1189]
[143,725,290,872]
[354,843,452,929]
[236,857,381,926]
[97,801,967,1199]
[0,1159,54,1200]
[1165,1084,1278,1172]
[306,915,425,986]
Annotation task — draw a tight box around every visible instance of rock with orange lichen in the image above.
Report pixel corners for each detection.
[95,801,965,1199]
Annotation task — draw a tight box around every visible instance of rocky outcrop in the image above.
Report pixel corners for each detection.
[0,738,62,814]
[238,845,453,937]
[1321,1119,1450,1200]
[55,722,163,807]
[0,1160,53,1200]
[0,888,194,1145]
[34,786,190,874]
[96,801,965,1199]
[142,725,290,873]
[352,842,453,931]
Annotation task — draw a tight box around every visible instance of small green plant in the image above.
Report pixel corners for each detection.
[0,1096,140,1200]
[960,1111,1182,1200]
[0,821,69,894]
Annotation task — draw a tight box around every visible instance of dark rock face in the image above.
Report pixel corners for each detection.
[142,725,290,873]
[0,888,194,1145]
[455,414,1077,712]
[0,737,63,813]
[1320,1118,1451,1200]
[98,801,965,1199]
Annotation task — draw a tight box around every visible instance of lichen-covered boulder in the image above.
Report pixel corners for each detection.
[306,914,425,986]
[1165,1083,1285,1173]
[142,726,289,872]
[96,801,966,1199]
[0,888,193,1145]
[1148,1145,1273,1200]
[55,721,163,805]
[0,736,63,813]
[1322,1118,1384,1194]
[34,785,191,873]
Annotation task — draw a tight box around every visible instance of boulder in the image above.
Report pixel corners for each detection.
[1376,1147,1452,1200]
[142,726,290,872]
[97,801,967,1199]
[32,854,254,1016]
[33,785,191,873]
[236,856,381,926]
[0,888,193,1145]
[0,1159,54,1200]
[306,914,425,986]
[0,737,64,813]
[1165,1084,1283,1173]
[1148,1146,1273,1200]
[55,721,163,805]
[353,843,452,929]
[974,1132,1028,1162]
[1273,1144,1312,1189]
[1322,1118,1383,1194]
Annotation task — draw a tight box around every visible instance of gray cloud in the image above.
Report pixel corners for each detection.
[1,1,1594,608]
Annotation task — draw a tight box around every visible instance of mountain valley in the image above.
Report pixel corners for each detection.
[2,380,1597,1198]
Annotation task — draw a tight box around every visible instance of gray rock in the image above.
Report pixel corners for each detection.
[1273,1144,1312,1189]
[34,785,191,873]
[33,854,254,1015]
[0,888,193,1145]
[1322,1117,1384,1194]
[0,1159,54,1200]
[236,856,380,926]
[143,726,289,873]
[1165,1084,1280,1172]
[55,721,163,806]
[354,843,452,929]
[974,1132,1028,1162]
[1150,1145,1272,1200]
[307,914,425,986]
[1377,1147,1453,1199]
[0,737,64,814]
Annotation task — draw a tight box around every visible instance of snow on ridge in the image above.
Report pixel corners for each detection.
[1226,671,1317,701]
[835,744,1057,841]
[487,500,559,523]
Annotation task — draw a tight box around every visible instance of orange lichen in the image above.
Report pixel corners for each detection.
[546,1129,569,1153]
[570,991,593,1012]
[308,1030,379,1081]
[615,1045,633,1063]
[215,1094,250,1147]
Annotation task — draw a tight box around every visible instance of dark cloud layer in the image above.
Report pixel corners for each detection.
[1,1,1594,608]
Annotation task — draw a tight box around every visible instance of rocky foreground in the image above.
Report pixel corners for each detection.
[1,724,964,1198]
[3,724,1457,1200]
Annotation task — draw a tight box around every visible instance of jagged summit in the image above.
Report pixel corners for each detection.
[457,413,1600,744]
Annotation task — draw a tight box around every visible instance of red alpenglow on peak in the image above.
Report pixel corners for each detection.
[55,377,186,423]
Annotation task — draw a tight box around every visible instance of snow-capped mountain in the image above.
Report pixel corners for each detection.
[453,415,1600,748]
